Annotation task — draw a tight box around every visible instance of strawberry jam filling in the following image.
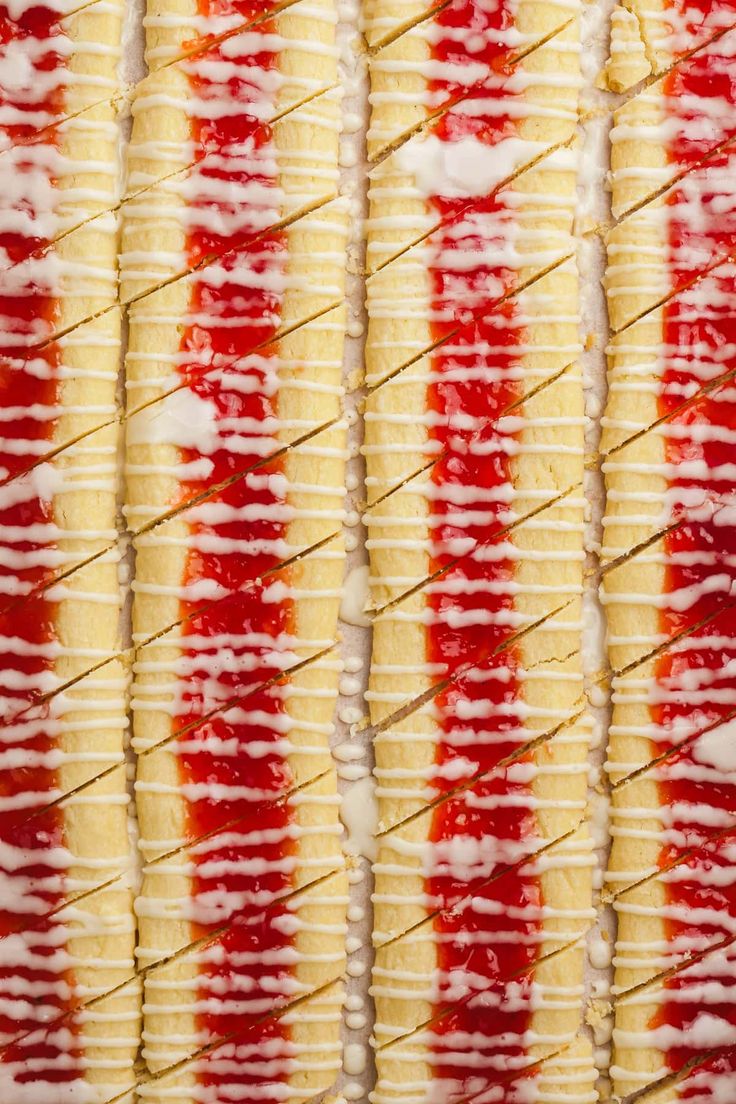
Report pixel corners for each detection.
[421,7,555,1094]
[645,44,736,1088]
[171,11,302,1092]
[0,0,90,1089]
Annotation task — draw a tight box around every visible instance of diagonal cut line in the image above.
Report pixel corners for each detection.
[368,594,578,749]
[604,821,736,908]
[126,977,346,1097]
[371,481,581,617]
[615,929,736,1005]
[364,359,580,507]
[147,0,306,72]
[365,251,577,397]
[611,705,736,792]
[365,0,451,52]
[142,766,335,866]
[600,363,736,465]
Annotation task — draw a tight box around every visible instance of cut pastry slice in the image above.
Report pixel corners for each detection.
[373,952,593,1104]
[365,151,578,384]
[0,313,120,487]
[611,938,736,1100]
[366,14,581,159]
[614,0,736,85]
[372,733,591,945]
[606,145,736,335]
[612,829,736,993]
[136,981,345,1104]
[610,28,736,219]
[0,0,122,151]
[372,829,595,1038]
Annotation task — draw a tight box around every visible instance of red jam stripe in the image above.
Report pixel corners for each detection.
[129,0,346,1095]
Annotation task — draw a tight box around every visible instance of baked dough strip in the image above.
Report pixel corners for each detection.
[603,36,736,1099]
[127,2,348,1099]
[365,2,591,1100]
[0,3,138,1101]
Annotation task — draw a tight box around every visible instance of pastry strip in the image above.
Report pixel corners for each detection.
[0,2,136,1099]
[127,2,348,1097]
[365,3,588,1100]
[603,46,736,1098]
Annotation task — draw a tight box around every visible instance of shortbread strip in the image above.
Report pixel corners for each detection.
[603,57,736,1099]
[365,7,588,1098]
[366,9,581,158]
[128,2,348,1094]
[612,0,736,87]
[0,4,136,1099]
[610,28,736,219]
